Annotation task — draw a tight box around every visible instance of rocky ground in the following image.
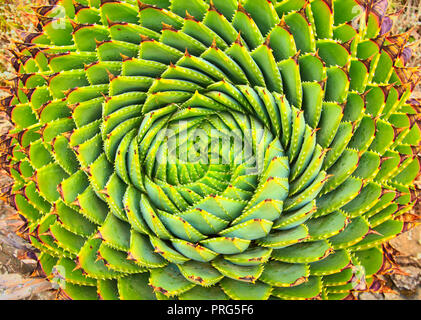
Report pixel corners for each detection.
[0,0,420,300]
[360,223,421,300]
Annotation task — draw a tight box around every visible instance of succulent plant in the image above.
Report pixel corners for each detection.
[1,0,420,300]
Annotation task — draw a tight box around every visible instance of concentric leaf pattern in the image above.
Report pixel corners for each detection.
[1,0,420,300]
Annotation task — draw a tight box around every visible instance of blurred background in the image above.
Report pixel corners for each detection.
[0,0,419,300]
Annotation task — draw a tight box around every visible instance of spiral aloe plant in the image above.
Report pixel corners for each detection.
[1,0,420,300]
